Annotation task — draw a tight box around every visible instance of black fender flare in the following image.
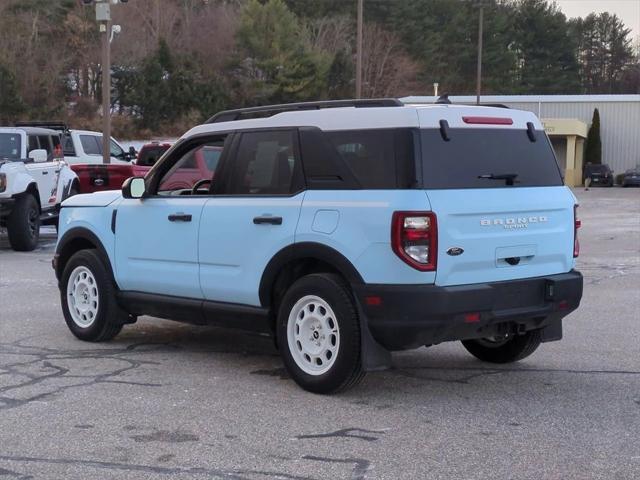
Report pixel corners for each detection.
[54,227,113,282]
[258,242,364,307]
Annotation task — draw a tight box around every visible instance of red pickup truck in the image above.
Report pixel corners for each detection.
[72,142,222,194]
[70,142,171,193]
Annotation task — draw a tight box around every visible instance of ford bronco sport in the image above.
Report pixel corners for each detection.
[53,99,583,393]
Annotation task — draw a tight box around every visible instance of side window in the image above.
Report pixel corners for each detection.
[226,130,300,195]
[28,135,39,153]
[324,129,415,189]
[63,135,76,156]
[37,135,52,155]
[80,135,101,155]
[110,139,125,159]
[157,138,225,195]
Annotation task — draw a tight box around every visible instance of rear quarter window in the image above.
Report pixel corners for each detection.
[420,128,563,189]
[324,129,416,189]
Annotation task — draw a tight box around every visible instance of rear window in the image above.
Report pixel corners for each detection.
[421,128,563,189]
[137,146,170,167]
[325,129,416,189]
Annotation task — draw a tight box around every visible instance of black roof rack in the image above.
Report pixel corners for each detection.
[206,98,403,124]
[14,121,69,132]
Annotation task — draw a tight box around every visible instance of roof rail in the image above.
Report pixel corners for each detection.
[14,121,69,132]
[206,98,403,124]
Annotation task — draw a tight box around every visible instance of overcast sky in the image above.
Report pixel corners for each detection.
[555,0,640,39]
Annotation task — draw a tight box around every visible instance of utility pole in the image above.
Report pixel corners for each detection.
[83,0,127,164]
[476,4,484,105]
[355,0,363,99]
[100,15,111,164]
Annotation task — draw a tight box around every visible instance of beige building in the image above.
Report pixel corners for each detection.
[542,118,588,187]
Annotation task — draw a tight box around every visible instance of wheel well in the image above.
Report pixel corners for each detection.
[268,258,345,330]
[22,183,41,211]
[56,237,97,280]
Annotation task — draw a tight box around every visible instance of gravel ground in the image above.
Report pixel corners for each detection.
[0,187,638,480]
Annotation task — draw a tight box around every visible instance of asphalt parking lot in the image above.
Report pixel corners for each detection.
[0,187,638,480]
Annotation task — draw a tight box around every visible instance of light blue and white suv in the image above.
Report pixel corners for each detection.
[54,98,583,393]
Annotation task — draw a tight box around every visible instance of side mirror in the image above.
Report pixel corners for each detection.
[28,149,48,163]
[122,177,146,199]
[128,146,137,157]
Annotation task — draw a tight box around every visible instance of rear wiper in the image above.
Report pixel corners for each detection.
[478,173,519,186]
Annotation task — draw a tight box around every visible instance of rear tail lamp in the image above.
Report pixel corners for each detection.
[391,211,437,271]
[0,173,5,192]
[573,204,581,258]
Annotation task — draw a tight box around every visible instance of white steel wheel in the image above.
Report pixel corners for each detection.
[66,266,100,328]
[287,295,340,376]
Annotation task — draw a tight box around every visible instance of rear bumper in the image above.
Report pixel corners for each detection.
[353,270,583,350]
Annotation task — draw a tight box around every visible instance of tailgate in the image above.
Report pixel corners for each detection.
[426,187,576,286]
[71,164,133,192]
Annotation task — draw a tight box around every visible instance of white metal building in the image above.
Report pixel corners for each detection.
[403,95,640,186]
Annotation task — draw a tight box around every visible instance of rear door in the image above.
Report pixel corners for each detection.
[418,112,575,287]
[199,129,305,307]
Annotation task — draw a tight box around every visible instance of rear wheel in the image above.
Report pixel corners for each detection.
[7,194,40,251]
[277,273,364,394]
[60,249,127,342]
[461,330,542,364]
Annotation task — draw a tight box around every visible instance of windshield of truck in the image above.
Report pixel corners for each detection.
[421,128,563,189]
[0,133,21,160]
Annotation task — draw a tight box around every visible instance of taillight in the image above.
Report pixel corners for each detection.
[391,211,437,271]
[573,204,581,258]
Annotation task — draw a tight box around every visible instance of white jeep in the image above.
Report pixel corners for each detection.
[0,127,79,251]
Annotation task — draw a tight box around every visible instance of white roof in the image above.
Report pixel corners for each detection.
[402,94,640,104]
[185,103,541,138]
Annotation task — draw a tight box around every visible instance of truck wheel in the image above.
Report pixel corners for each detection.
[7,194,40,251]
[276,273,365,394]
[60,249,126,342]
[461,330,542,364]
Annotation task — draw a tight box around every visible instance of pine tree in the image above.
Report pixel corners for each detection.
[585,108,602,165]
[0,64,25,123]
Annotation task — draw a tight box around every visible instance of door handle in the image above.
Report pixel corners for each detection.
[168,213,192,222]
[42,171,49,175]
[253,216,282,225]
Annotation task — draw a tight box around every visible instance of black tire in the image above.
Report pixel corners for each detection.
[276,273,365,394]
[7,194,40,251]
[60,249,126,342]
[461,329,542,364]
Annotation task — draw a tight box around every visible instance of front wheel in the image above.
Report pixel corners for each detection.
[60,249,127,342]
[7,194,40,251]
[461,329,542,364]
[277,273,365,394]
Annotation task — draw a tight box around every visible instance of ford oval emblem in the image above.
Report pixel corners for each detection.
[447,247,464,256]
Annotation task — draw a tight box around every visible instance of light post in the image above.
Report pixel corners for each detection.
[355,0,364,99]
[82,0,127,164]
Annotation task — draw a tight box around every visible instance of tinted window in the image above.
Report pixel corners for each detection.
[585,164,609,174]
[227,130,300,195]
[325,129,415,189]
[37,136,52,154]
[80,135,101,155]
[0,133,21,160]
[28,135,38,152]
[420,129,563,189]
[63,135,76,156]
[138,145,170,167]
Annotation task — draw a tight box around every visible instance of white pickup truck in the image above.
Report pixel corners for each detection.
[0,126,78,251]
[62,129,134,165]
